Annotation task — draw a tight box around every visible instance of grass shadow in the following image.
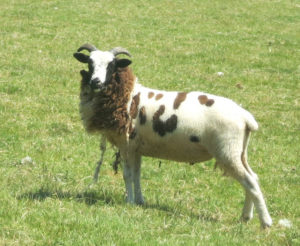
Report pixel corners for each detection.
[143,201,219,222]
[18,187,218,222]
[17,186,117,206]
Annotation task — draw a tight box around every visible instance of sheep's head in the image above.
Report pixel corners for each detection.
[73,43,132,90]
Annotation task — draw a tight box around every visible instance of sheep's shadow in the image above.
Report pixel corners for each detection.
[17,187,115,206]
[143,203,219,222]
[18,187,218,222]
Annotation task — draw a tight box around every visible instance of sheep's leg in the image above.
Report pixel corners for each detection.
[123,160,134,204]
[93,136,106,182]
[241,151,258,181]
[241,190,254,221]
[132,155,144,205]
[225,161,272,228]
[123,154,144,204]
[240,152,258,221]
[240,172,272,228]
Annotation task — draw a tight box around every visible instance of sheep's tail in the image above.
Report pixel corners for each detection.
[241,110,259,180]
[243,109,259,132]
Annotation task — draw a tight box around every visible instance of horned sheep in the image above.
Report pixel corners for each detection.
[73,43,272,228]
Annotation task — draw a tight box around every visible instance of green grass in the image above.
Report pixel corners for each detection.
[0,0,299,245]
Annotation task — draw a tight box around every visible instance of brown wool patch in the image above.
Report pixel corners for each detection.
[80,67,136,134]
[198,95,214,107]
[155,93,164,100]
[198,95,208,105]
[148,92,155,99]
[153,105,165,120]
[205,99,214,107]
[153,105,166,136]
[129,92,140,119]
[152,105,177,136]
[173,92,187,109]
[139,106,147,125]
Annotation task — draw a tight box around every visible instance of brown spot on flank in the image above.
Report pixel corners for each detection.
[129,92,140,119]
[155,93,164,100]
[153,105,165,120]
[205,99,214,106]
[173,92,187,109]
[198,95,208,105]
[198,95,214,107]
[139,106,147,125]
[153,105,177,136]
[148,92,155,99]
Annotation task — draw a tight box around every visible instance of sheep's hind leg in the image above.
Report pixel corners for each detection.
[241,190,254,222]
[240,152,257,222]
[240,171,272,228]
[223,160,272,228]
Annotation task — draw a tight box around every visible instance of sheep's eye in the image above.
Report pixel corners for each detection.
[107,60,116,72]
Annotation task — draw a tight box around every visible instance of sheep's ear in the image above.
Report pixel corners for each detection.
[116,59,132,68]
[73,52,90,63]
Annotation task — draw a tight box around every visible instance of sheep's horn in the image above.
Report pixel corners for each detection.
[110,47,131,57]
[77,43,97,52]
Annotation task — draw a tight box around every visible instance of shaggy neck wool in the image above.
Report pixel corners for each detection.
[80,67,136,134]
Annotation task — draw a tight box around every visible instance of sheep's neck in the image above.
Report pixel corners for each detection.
[80,67,136,135]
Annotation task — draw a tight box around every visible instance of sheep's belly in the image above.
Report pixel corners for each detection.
[138,136,212,163]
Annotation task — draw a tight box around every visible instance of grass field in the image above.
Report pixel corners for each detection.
[0,0,299,245]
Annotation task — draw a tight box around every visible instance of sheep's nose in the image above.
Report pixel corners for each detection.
[91,78,100,85]
[91,78,101,89]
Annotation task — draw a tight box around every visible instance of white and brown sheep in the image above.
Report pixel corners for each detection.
[73,43,272,228]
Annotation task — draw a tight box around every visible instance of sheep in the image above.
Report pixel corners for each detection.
[73,43,272,228]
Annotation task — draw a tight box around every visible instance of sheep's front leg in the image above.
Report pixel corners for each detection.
[123,154,144,204]
[123,162,134,204]
[93,136,106,182]
[133,155,144,205]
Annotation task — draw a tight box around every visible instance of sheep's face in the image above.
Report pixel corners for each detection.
[74,46,131,91]
[89,51,115,88]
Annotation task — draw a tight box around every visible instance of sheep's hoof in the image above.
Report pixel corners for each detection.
[261,217,272,229]
[135,198,145,206]
[125,196,135,204]
[241,214,253,222]
[261,221,272,229]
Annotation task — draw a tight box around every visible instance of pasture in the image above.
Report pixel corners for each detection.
[0,0,299,245]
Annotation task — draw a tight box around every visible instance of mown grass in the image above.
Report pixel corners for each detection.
[0,0,299,245]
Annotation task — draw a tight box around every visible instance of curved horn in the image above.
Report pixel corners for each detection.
[110,47,131,57]
[77,43,97,52]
